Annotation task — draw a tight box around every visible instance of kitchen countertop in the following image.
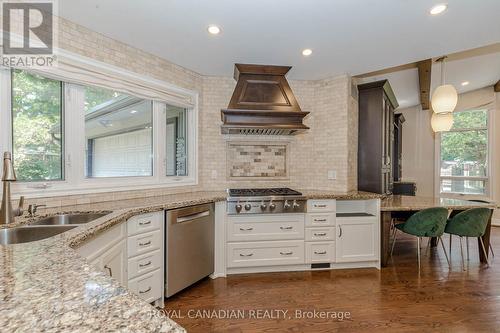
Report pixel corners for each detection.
[381,195,496,211]
[0,189,382,332]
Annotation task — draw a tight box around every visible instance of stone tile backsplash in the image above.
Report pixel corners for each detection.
[228,143,288,179]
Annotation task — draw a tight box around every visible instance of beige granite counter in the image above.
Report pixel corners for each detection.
[0,189,382,332]
[0,191,226,333]
[381,195,496,211]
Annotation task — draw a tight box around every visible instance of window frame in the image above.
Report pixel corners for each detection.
[435,105,494,200]
[0,66,198,198]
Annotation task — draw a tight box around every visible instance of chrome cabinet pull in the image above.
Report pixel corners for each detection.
[104,265,112,277]
[239,253,254,257]
[280,226,293,230]
[314,219,327,222]
[139,261,152,268]
[139,287,152,294]
[239,227,254,231]
[139,240,152,247]
[314,232,327,236]
[314,204,327,208]
[280,251,293,256]
[338,226,343,238]
[314,251,327,255]
[139,220,152,226]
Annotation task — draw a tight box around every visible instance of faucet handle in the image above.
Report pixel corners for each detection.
[13,196,25,216]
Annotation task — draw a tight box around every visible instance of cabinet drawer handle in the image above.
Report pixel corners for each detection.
[314,204,327,208]
[139,220,152,226]
[280,226,293,230]
[314,232,327,236]
[104,265,112,277]
[239,227,254,231]
[139,261,152,268]
[280,251,293,256]
[139,286,152,294]
[314,251,327,255]
[338,226,343,238]
[314,219,327,222]
[139,240,152,247]
[239,253,254,257]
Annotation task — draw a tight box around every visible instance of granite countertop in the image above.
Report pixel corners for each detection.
[0,189,381,332]
[381,195,496,211]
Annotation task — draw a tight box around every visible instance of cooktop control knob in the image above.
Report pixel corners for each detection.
[235,204,242,213]
[284,200,291,210]
[260,202,267,210]
[269,202,276,210]
[293,200,300,209]
[244,203,252,211]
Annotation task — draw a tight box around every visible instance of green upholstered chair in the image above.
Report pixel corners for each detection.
[445,208,492,269]
[390,207,450,270]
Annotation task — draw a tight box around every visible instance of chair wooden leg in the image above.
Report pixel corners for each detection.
[479,237,490,267]
[459,236,465,271]
[439,236,451,268]
[390,229,398,257]
[417,237,421,271]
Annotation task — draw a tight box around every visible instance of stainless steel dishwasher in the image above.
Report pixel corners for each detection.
[165,203,214,297]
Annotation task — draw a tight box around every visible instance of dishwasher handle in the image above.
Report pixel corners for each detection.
[176,210,210,223]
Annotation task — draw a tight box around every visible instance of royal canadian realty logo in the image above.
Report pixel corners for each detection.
[1,0,57,67]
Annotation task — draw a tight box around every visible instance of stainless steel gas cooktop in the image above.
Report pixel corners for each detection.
[226,188,306,215]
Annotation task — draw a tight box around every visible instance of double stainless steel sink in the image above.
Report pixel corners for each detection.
[0,212,110,246]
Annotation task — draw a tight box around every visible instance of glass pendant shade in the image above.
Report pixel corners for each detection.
[431,84,458,114]
[431,112,454,132]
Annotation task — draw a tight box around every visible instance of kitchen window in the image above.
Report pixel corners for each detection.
[0,65,198,196]
[438,108,491,197]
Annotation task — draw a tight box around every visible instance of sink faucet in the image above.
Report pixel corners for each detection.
[0,152,24,224]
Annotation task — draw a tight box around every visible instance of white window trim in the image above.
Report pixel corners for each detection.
[434,104,495,201]
[1,52,199,198]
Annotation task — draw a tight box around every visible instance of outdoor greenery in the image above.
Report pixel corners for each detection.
[12,70,63,181]
[84,86,122,113]
[440,109,488,177]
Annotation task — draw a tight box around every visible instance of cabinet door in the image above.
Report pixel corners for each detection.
[336,217,378,262]
[100,239,127,286]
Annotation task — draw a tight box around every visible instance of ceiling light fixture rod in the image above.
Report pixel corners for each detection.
[435,56,447,85]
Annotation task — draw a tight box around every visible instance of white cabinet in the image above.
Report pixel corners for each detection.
[98,239,127,285]
[305,200,336,265]
[227,214,304,242]
[227,240,305,268]
[336,217,379,263]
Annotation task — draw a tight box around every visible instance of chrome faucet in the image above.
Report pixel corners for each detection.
[0,152,24,224]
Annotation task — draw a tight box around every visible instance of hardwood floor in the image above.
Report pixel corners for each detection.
[164,227,500,333]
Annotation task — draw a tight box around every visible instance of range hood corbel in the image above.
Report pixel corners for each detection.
[221,64,309,135]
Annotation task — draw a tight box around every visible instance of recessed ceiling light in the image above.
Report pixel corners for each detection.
[207,25,221,35]
[302,49,312,56]
[430,4,447,15]
[130,110,137,114]
[461,81,470,86]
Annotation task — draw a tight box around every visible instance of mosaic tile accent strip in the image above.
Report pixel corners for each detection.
[227,142,288,179]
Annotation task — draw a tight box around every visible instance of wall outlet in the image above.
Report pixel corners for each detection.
[211,170,218,179]
[328,170,336,180]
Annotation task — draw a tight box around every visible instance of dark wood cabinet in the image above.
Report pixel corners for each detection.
[393,113,405,181]
[357,80,399,195]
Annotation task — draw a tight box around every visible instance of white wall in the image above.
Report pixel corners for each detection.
[398,105,435,197]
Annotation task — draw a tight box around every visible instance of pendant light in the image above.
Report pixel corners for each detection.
[431,56,458,114]
[431,112,453,132]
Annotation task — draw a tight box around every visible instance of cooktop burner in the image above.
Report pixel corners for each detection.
[227,188,302,197]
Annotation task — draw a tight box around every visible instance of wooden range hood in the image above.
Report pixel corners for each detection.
[221,64,309,135]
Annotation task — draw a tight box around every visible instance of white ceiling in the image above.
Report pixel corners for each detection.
[59,0,500,80]
[360,50,500,109]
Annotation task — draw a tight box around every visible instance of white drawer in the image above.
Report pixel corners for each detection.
[77,223,126,261]
[127,212,162,236]
[305,227,335,241]
[227,214,305,242]
[127,230,162,258]
[227,240,304,268]
[306,242,335,263]
[305,213,335,227]
[128,268,162,303]
[128,250,163,279]
[307,200,336,213]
